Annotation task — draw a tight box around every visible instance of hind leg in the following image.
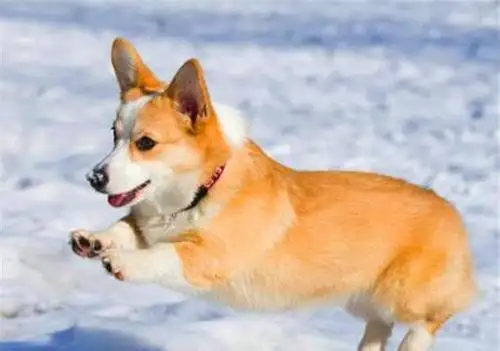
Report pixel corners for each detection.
[358,320,393,351]
[374,243,474,351]
[398,319,445,351]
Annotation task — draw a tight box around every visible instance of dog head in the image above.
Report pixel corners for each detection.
[86,37,246,210]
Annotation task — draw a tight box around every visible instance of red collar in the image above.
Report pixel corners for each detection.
[181,164,226,213]
[203,164,225,189]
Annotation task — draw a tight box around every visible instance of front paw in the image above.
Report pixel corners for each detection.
[101,250,155,283]
[69,230,105,258]
[101,250,129,281]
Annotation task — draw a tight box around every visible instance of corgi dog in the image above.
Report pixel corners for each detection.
[70,37,476,351]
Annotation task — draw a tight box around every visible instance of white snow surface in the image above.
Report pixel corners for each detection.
[0,0,499,350]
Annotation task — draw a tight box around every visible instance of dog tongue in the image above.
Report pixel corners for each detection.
[108,192,134,208]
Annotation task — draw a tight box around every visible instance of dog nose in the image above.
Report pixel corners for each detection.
[86,166,109,193]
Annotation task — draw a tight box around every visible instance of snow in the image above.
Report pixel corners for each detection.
[0,0,498,350]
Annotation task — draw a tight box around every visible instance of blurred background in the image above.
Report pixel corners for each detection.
[0,0,498,350]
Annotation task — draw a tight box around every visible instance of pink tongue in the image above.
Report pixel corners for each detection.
[108,192,134,208]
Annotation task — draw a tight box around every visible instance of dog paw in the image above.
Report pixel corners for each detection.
[101,250,128,281]
[100,250,154,283]
[69,230,106,258]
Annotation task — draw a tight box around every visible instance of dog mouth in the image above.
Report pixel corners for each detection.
[107,180,151,208]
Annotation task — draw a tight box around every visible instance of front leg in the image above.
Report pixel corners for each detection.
[100,241,215,295]
[70,214,144,258]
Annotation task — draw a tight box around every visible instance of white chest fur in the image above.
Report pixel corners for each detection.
[133,201,221,246]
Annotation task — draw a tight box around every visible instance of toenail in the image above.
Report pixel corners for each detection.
[71,239,79,252]
[102,259,112,273]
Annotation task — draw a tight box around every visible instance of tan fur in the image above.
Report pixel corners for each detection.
[171,143,476,319]
[78,37,477,348]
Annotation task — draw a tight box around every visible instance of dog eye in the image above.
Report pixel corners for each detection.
[135,136,157,151]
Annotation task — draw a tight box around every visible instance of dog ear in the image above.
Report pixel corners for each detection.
[165,58,214,130]
[110,37,163,95]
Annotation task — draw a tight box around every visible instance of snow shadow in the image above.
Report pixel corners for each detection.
[0,326,161,351]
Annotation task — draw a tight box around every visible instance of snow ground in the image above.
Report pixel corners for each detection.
[0,0,499,350]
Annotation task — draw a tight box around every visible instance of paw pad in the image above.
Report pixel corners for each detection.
[69,231,104,258]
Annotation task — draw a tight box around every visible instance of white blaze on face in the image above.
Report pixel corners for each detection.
[94,95,156,195]
[118,95,155,137]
